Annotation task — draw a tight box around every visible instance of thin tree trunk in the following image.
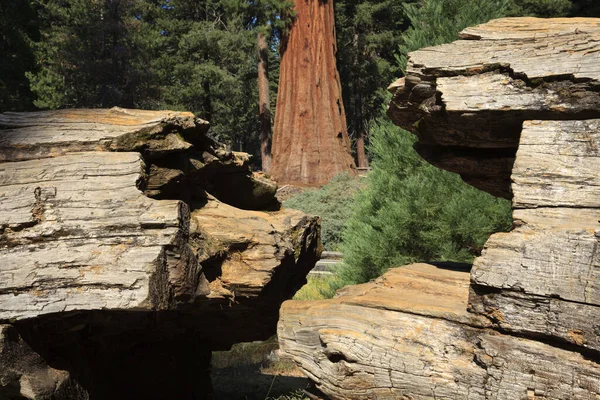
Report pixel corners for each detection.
[270,0,356,185]
[258,31,272,174]
[353,34,368,168]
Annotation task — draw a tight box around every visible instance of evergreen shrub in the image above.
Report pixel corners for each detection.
[332,120,512,290]
[283,173,364,251]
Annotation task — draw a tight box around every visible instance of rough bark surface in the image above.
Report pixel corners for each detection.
[279,18,600,399]
[0,108,321,399]
[270,0,356,185]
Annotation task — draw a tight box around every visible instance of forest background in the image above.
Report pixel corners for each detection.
[3,0,600,292]
[4,0,599,156]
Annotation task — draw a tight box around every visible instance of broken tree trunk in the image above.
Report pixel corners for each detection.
[387,17,600,198]
[270,0,356,185]
[278,17,600,399]
[0,107,322,400]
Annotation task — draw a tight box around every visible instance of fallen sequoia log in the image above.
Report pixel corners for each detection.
[279,17,600,399]
[0,108,321,400]
[387,17,600,198]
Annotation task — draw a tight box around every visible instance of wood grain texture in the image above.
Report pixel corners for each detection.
[0,152,202,321]
[0,107,205,163]
[387,17,600,198]
[0,108,322,399]
[279,265,600,399]
[512,120,600,209]
[280,18,600,399]
[192,196,320,301]
[469,119,600,351]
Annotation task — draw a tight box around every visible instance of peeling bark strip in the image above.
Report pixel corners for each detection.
[388,17,600,198]
[270,0,356,185]
[280,18,600,399]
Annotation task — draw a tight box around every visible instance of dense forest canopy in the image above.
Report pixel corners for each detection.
[3,0,597,164]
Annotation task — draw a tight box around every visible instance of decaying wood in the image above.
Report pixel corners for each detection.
[0,152,202,321]
[279,18,600,399]
[388,17,600,198]
[468,119,600,352]
[0,108,322,399]
[0,324,87,400]
[270,0,356,185]
[278,265,600,399]
[192,196,320,301]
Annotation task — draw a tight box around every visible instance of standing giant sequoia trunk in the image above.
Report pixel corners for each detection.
[270,0,356,185]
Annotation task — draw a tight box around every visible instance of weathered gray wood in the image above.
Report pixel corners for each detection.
[0,108,204,163]
[0,108,322,399]
[471,229,600,306]
[387,17,600,198]
[0,152,204,321]
[280,18,600,399]
[468,119,600,351]
[469,286,600,352]
[410,18,600,82]
[279,265,600,400]
[512,120,600,209]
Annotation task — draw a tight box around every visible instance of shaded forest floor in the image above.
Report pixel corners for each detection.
[211,339,310,400]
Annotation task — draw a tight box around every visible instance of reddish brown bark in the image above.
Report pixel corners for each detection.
[258,31,272,174]
[270,0,356,185]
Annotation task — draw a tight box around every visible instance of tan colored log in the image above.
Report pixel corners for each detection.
[0,152,203,321]
[0,107,207,163]
[191,195,321,301]
[279,265,600,399]
[469,119,600,351]
[387,17,600,198]
[512,120,600,209]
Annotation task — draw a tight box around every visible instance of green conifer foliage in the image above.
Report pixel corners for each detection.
[0,1,39,112]
[27,0,141,109]
[338,121,512,287]
[397,0,511,72]
[335,0,409,163]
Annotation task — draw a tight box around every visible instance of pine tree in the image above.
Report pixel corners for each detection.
[328,0,515,292]
[0,0,39,111]
[27,0,141,109]
[337,121,512,287]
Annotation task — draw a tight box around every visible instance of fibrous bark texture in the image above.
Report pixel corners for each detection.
[0,107,321,400]
[270,0,356,185]
[279,18,600,399]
